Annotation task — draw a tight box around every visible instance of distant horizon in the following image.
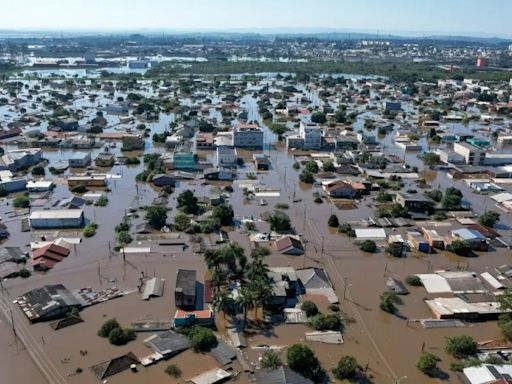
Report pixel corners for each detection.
[0,27,511,41]
[2,0,512,39]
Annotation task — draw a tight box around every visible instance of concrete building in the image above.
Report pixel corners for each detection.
[453,142,486,166]
[299,121,322,149]
[68,152,91,168]
[67,175,107,188]
[0,171,27,193]
[232,124,264,148]
[121,134,144,150]
[95,151,115,167]
[26,180,54,192]
[216,146,237,167]
[0,149,42,172]
[30,210,85,229]
[175,269,196,309]
[395,192,434,213]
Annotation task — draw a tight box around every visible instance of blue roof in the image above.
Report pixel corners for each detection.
[452,228,486,240]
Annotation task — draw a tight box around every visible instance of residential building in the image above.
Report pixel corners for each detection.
[395,192,434,213]
[299,121,322,149]
[95,151,115,167]
[384,101,402,111]
[422,228,445,249]
[171,150,196,170]
[67,175,107,188]
[53,118,79,132]
[0,148,42,172]
[175,269,196,309]
[173,309,214,328]
[121,133,144,150]
[68,152,91,168]
[196,132,215,150]
[451,228,488,251]
[216,146,237,167]
[322,180,357,198]
[454,142,486,166]
[254,154,271,170]
[275,236,305,255]
[152,174,176,187]
[233,124,264,148]
[463,364,512,384]
[254,366,313,384]
[203,167,234,181]
[26,180,54,192]
[0,174,27,193]
[32,243,71,271]
[29,210,85,229]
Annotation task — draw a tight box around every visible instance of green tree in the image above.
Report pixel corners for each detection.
[165,364,182,378]
[406,275,422,286]
[448,239,471,256]
[287,344,324,383]
[98,319,121,337]
[359,240,377,253]
[386,243,404,257]
[304,160,319,173]
[332,355,358,380]
[478,211,500,228]
[308,313,341,331]
[177,189,199,214]
[145,205,168,229]
[0,186,7,197]
[32,165,45,176]
[422,152,441,168]
[417,352,440,376]
[299,170,315,184]
[311,111,326,124]
[13,196,30,208]
[301,301,319,317]
[268,211,291,232]
[108,327,136,346]
[260,350,282,370]
[212,204,234,226]
[188,326,217,352]
[117,231,133,244]
[445,335,477,359]
[174,211,190,231]
[322,160,335,172]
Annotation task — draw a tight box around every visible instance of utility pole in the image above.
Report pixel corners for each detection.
[343,277,348,301]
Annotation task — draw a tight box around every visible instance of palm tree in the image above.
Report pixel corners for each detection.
[236,287,256,327]
[213,288,231,319]
[210,269,228,294]
[249,277,273,318]
[204,249,222,271]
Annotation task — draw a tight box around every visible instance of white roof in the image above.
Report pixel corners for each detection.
[480,272,505,290]
[30,210,83,220]
[491,192,512,203]
[416,274,452,293]
[27,180,54,188]
[355,228,386,239]
[189,368,230,384]
[463,364,512,384]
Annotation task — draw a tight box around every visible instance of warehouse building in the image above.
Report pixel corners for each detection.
[29,210,85,229]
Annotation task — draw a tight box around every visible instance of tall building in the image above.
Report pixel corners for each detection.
[299,121,322,149]
[233,124,263,148]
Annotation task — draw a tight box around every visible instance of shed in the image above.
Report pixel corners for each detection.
[142,277,165,300]
[188,368,230,384]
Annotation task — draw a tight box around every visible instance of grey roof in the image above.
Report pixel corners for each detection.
[296,268,332,290]
[89,352,139,380]
[217,145,236,155]
[0,247,26,263]
[253,366,313,384]
[144,330,190,357]
[176,269,196,296]
[210,340,237,366]
[142,277,165,300]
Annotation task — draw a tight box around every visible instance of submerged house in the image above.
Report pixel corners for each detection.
[275,236,305,255]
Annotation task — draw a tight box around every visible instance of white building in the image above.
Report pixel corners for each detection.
[216,146,238,167]
[299,121,322,149]
[68,152,91,168]
[30,210,85,229]
[463,364,512,384]
[453,142,485,166]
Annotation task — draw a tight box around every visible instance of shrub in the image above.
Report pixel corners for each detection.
[479,211,500,228]
[328,214,339,228]
[13,196,30,208]
[448,239,471,256]
[165,364,182,378]
[301,301,319,317]
[108,327,136,346]
[260,349,282,370]
[275,203,289,210]
[18,268,31,278]
[405,275,422,286]
[98,319,121,337]
[386,243,404,257]
[32,165,45,176]
[83,223,98,238]
[299,170,315,184]
[417,352,440,376]
[94,196,109,207]
[70,185,88,194]
[145,205,168,229]
[211,204,234,226]
[359,240,377,253]
[445,335,477,359]
[379,291,401,314]
[117,231,132,244]
[332,355,358,380]
[308,313,341,331]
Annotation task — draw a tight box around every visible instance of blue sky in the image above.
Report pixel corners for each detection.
[2,0,511,38]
